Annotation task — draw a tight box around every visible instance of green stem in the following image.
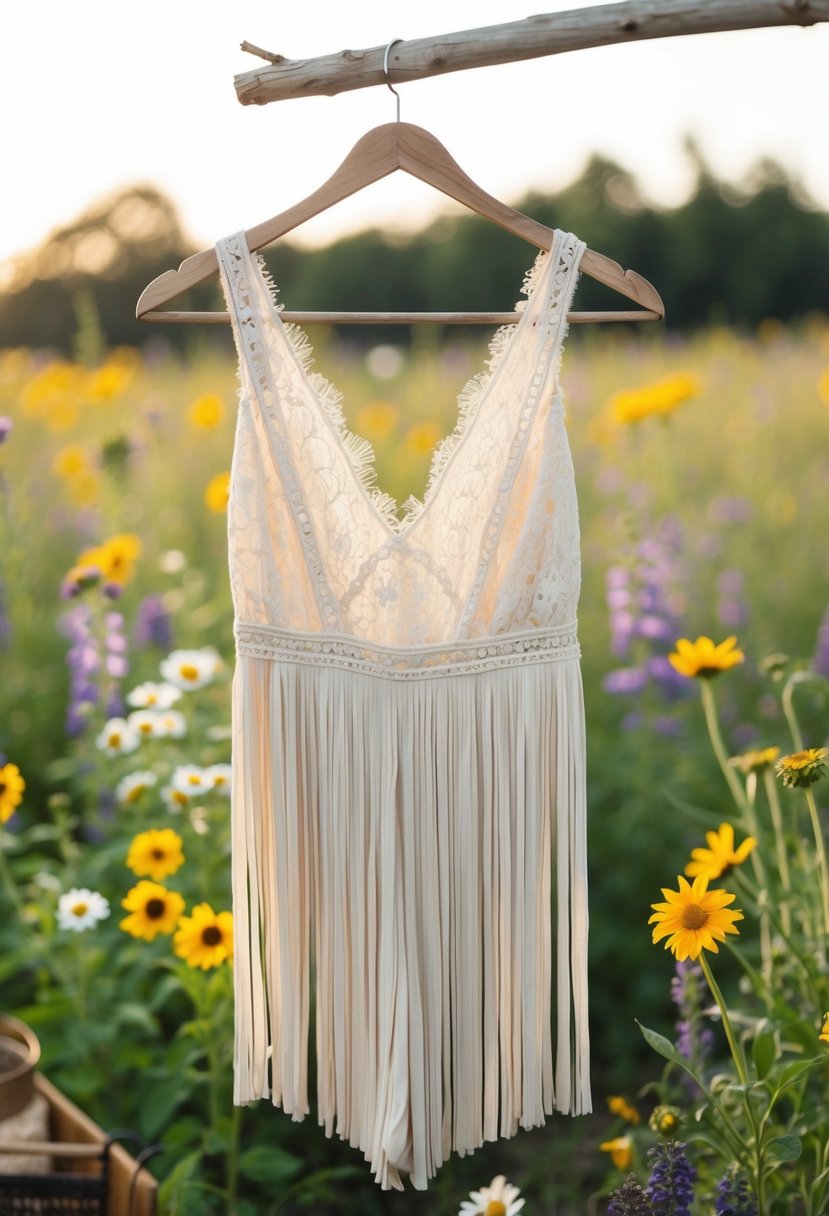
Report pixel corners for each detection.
[805,786,829,938]
[700,679,746,810]
[0,833,24,918]
[743,779,772,981]
[729,874,823,1004]
[762,769,791,934]
[225,1101,242,1214]
[781,676,806,752]
[699,952,748,1086]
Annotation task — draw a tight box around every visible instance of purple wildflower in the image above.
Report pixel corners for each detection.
[0,583,10,649]
[716,569,748,630]
[604,666,649,696]
[0,416,12,444]
[608,1174,654,1216]
[715,1166,758,1216]
[671,960,715,1088]
[814,603,829,679]
[60,603,101,736]
[708,497,753,525]
[102,610,129,712]
[646,1141,696,1216]
[133,593,173,650]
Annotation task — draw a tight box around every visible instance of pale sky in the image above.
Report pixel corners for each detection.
[1,0,828,266]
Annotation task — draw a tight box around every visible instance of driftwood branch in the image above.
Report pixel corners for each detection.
[235,0,829,105]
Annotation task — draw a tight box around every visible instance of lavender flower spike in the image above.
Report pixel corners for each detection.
[608,1174,654,1216]
[646,1142,697,1216]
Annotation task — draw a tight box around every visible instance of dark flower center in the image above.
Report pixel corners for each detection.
[151,848,165,860]
[145,898,166,919]
[0,782,6,796]
[201,926,222,946]
[682,904,708,930]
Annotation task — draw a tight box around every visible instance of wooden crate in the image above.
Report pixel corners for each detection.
[27,1072,158,1216]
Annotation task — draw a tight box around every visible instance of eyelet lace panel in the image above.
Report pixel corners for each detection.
[234,620,580,680]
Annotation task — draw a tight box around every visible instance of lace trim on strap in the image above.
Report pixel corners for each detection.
[216,234,344,633]
[456,230,585,636]
[235,620,580,679]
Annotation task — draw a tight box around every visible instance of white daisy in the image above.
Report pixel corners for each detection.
[161,783,190,813]
[57,888,111,932]
[160,647,221,692]
[95,717,140,756]
[171,764,212,796]
[127,709,165,740]
[126,681,182,710]
[116,770,158,806]
[459,1175,525,1216]
[156,709,187,739]
[205,763,232,795]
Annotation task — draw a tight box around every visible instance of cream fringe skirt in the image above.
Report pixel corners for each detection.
[230,655,590,1190]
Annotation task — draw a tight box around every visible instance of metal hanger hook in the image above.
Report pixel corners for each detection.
[383,38,404,122]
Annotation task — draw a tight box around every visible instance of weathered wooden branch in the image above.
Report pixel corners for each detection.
[235,0,829,105]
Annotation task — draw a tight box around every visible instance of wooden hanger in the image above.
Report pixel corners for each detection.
[136,120,664,326]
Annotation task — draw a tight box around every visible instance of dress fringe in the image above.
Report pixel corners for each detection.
[231,654,590,1191]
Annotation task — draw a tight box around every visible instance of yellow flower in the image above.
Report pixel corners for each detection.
[53,444,90,479]
[126,828,185,881]
[356,399,398,442]
[77,533,142,586]
[120,881,185,941]
[668,635,744,679]
[729,746,781,775]
[22,361,84,418]
[405,420,442,458]
[599,1135,633,1170]
[607,1095,640,1125]
[649,874,743,962]
[85,362,133,404]
[0,763,25,824]
[819,1013,829,1045]
[649,1104,682,1136]
[775,748,828,789]
[71,470,102,506]
[188,393,226,429]
[685,822,757,881]
[819,368,829,407]
[173,903,233,970]
[608,373,700,425]
[204,471,230,513]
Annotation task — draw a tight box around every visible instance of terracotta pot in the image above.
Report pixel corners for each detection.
[0,1014,41,1120]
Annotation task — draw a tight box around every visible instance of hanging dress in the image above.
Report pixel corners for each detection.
[215,228,590,1191]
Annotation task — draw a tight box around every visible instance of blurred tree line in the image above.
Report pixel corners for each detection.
[1,143,827,354]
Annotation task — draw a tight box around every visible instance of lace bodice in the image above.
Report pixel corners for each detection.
[215,229,585,661]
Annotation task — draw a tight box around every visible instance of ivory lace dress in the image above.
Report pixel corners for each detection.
[215,228,591,1191]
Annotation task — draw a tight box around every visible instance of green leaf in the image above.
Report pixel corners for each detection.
[156,1150,203,1216]
[636,1020,686,1066]
[139,1075,190,1139]
[776,1057,822,1092]
[767,1134,802,1162]
[115,1002,159,1036]
[752,1030,776,1080]
[636,1020,701,1075]
[238,1144,303,1185]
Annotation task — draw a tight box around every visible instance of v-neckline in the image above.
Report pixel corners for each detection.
[236,231,563,542]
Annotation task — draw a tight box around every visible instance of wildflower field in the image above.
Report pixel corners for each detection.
[1,315,828,1215]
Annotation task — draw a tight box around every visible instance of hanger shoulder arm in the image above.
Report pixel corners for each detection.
[136,247,220,318]
[580,247,664,318]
